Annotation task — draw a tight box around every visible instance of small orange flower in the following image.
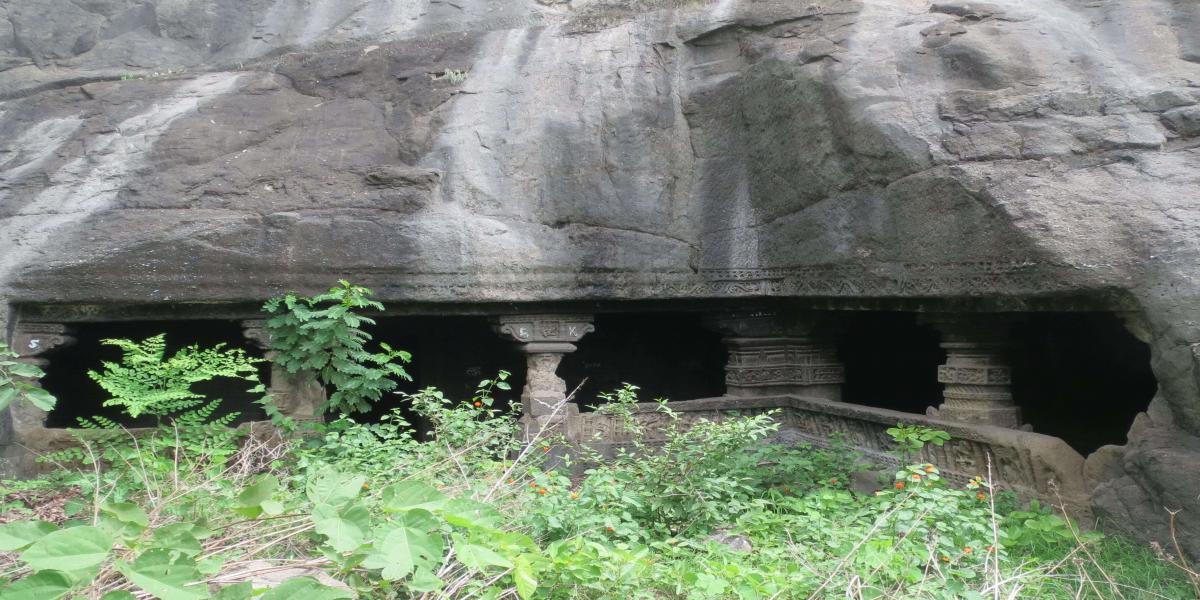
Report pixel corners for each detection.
[940,555,950,562]
[924,464,936,473]
[473,401,482,407]
[570,492,579,500]
[830,478,839,485]
[985,546,996,553]
[529,482,538,488]
[362,482,370,490]
[894,481,906,490]
[507,478,515,484]
[541,446,551,453]
[910,474,923,482]
[963,547,973,554]
[976,492,988,501]
[538,488,548,495]
[605,526,614,533]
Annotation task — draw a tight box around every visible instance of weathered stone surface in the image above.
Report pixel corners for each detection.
[1,0,1200,557]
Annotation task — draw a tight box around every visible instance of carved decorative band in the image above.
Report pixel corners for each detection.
[726,365,846,386]
[937,365,1012,385]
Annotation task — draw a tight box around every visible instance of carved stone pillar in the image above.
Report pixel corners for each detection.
[494,315,594,418]
[242,320,325,421]
[924,315,1021,428]
[8,323,76,433]
[707,312,844,401]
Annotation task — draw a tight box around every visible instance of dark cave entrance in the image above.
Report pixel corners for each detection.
[836,312,946,415]
[363,316,527,425]
[40,320,269,428]
[556,313,727,410]
[1010,313,1157,455]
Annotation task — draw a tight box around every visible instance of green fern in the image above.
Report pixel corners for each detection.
[88,334,261,421]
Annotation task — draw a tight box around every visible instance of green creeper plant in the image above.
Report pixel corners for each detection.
[262,281,412,415]
[0,341,56,412]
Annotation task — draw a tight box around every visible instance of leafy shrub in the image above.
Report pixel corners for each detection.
[263,281,412,415]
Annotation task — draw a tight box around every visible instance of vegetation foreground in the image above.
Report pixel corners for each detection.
[0,283,1196,599]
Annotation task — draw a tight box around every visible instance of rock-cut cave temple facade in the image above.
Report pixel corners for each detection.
[1,0,1199,557]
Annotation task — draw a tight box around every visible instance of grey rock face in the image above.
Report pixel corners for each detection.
[2,0,1200,556]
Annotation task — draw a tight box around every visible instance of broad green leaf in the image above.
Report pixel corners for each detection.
[2,569,73,600]
[513,554,539,600]
[260,499,284,516]
[23,386,57,411]
[408,567,443,592]
[442,498,502,529]
[258,576,353,600]
[211,581,252,599]
[8,362,43,378]
[362,526,443,581]
[100,591,137,600]
[381,481,446,512]
[313,503,369,553]
[100,502,149,527]
[21,526,111,572]
[237,475,279,508]
[151,524,203,557]
[116,549,207,600]
[0,386,17,411]
[0,520,55,551]
[456,543,513,571]
[305,470,365,507]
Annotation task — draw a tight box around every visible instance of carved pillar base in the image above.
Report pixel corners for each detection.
[242,320,325,421]
[708,312,844,401]
[925,315,1021,428]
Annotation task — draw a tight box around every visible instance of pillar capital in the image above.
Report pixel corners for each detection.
[11,322,76,364]
[493,314,594,348]
[240,319,272,351]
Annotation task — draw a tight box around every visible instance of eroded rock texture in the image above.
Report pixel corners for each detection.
[1,0,1199,555]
